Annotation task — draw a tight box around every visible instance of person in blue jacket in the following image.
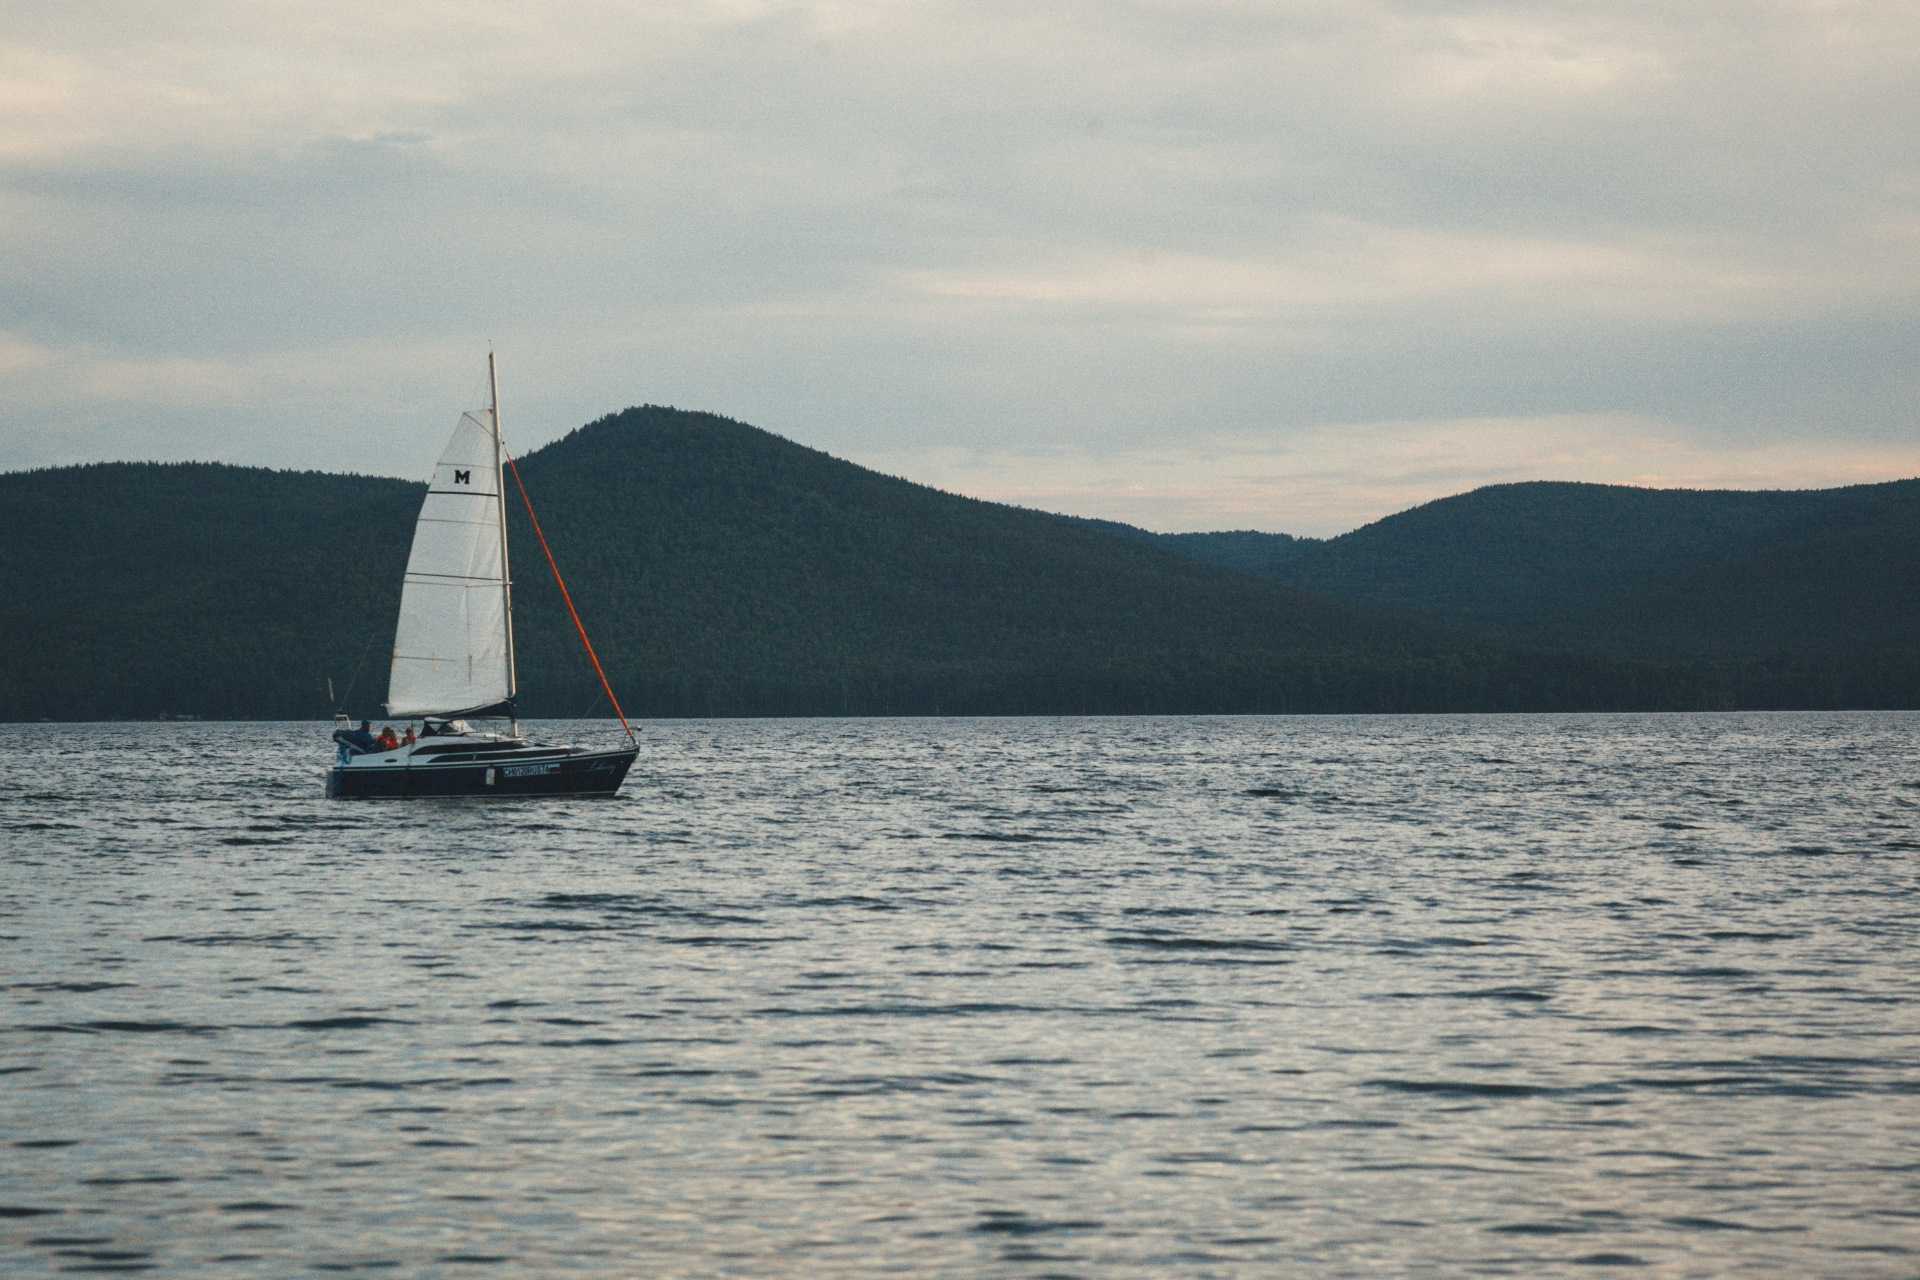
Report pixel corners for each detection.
[334,720,379,754]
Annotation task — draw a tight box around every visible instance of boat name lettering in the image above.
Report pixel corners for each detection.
[503,763,561,778]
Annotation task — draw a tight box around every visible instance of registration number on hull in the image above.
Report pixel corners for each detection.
[502,763,562,778]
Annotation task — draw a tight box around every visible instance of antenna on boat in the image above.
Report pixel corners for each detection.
[336,632,376,722]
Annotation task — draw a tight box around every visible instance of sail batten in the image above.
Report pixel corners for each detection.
[384,408,516,718]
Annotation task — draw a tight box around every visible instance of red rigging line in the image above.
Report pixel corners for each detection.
[500,444,636,745]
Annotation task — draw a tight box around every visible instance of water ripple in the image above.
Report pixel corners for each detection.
[3,712,1917,1278]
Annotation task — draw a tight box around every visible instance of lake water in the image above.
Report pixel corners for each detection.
[3,713,1917,1277]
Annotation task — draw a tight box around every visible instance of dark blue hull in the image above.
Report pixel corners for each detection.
[328,746,637,799]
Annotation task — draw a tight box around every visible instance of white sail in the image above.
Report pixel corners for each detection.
[385,407,515,717]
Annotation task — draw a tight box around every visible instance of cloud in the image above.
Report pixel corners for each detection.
[1,0,1916,528]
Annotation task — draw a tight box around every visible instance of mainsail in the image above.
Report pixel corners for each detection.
[385,400,516,718]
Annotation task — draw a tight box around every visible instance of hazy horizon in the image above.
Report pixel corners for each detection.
[11,408,1915,543]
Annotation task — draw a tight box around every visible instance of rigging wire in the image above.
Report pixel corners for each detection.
[575,686,607,735]
[338,632,378,715]
[499,439,637,746]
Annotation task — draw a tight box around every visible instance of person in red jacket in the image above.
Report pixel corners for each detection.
[375,725,399,751]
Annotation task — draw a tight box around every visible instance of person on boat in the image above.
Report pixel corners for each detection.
[401,724,417,746]
[376,725,399,750]
[335,720,378,754]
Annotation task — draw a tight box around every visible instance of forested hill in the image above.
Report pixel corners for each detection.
[0,463,420,723]
[1075,479,1920,706]
[0,410,1726,720]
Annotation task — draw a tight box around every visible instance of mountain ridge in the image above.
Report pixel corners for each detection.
[7,416,1904,725]
[0,408,1740,720]
[1074,478,1920,669]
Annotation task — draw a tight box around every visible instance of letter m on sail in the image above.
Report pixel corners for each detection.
[454,469,470,484]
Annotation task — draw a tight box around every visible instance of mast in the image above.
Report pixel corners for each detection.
[490,351,519,737]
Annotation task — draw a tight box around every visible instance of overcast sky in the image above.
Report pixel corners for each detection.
[4,0,1915,533]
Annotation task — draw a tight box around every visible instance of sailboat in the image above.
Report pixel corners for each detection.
[326,355,640,799]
